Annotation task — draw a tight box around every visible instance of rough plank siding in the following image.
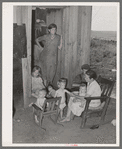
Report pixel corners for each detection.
[61,8,66,77]
[62,6,92,87]
[71,7,78,85]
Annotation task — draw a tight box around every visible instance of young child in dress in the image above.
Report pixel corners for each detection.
[29,88,47,123]
[47,84,56,98]
[31,66,46,98]
[72,83,87,108]
[55,78,71,119]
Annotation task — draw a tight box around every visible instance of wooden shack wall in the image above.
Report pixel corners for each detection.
[46,6,92,88]
[62,6,92,87]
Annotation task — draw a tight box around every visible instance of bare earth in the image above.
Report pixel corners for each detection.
[13,88,116,145]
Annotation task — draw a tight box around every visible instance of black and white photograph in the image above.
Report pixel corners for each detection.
[2,2,120,147]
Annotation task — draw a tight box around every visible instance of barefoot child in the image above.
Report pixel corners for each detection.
[31,66,46,98]
[55,78,71,119]
[29,88,47,123]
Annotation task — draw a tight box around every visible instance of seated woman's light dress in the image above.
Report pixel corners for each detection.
[68,80,101,116]
[32,77,45,93]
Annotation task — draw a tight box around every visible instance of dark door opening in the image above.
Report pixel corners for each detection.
[31,8,47,68]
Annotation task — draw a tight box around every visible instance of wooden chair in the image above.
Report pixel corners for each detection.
[71,76,115,129]
[32,97,63,131]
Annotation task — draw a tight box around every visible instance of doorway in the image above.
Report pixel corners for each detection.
[31,7,63,86]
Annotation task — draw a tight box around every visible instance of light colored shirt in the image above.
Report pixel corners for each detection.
[87,80,101,107]
[32,77,45,92]
[35,97,46,109]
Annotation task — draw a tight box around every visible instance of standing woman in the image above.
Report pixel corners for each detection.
[35,23,62,85]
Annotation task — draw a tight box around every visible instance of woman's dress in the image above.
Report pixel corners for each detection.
[68,80,101,116]
[36,34,61,83]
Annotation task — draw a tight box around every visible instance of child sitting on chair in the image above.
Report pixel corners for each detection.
[31,66,46,98]
[29,88,47,123]
[47,84,56,98]
[55,78,71,120]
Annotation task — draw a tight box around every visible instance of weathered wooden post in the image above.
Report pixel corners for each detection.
[22,6,32,108]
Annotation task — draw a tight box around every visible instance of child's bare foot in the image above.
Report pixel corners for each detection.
[60,117,70,122]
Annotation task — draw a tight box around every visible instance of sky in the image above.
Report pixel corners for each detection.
[91,6,118,31]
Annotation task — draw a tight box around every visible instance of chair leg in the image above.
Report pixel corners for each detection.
[39,114,46,131]
[80,112,87,128]
[39,113,43,127]
[55,110,60,124]
[100,112,106,124]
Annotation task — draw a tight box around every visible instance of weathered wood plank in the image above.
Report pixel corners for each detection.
[21,6,32,100]
[22,58,29,108]
[64,7,70,79]
[61,7,66,77]
[68,6,73,87]
[82,6,92,64]
[71,6,78,84]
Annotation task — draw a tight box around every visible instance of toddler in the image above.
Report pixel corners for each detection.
[79,83,87,96]
[55,78,71,119]
[73,83,87,108]
[29,88,47,123]
[31,65,46,98]
[47,84,56,98]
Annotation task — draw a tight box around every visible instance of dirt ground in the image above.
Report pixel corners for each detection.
[13,88,116,145]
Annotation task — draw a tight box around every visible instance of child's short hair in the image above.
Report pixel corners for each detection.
[39,88,47,95]
[47,84,53,89]
[32,65,42,77]
[80,83,86,87]
[58,78,67,84]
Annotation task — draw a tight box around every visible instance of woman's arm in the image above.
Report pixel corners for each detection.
[35,35,45,49]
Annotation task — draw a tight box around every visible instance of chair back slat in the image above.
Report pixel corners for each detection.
[51,101,56,111]
[43,97,61,112]
[97,75,115,100]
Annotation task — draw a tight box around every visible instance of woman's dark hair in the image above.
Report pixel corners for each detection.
[48,23,57,30]
[86,70,97,80]
[32,65,42,77]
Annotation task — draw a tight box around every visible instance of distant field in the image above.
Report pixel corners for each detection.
[91,31,117,41]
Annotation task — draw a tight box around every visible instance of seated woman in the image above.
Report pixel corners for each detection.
[61,70,101,122]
